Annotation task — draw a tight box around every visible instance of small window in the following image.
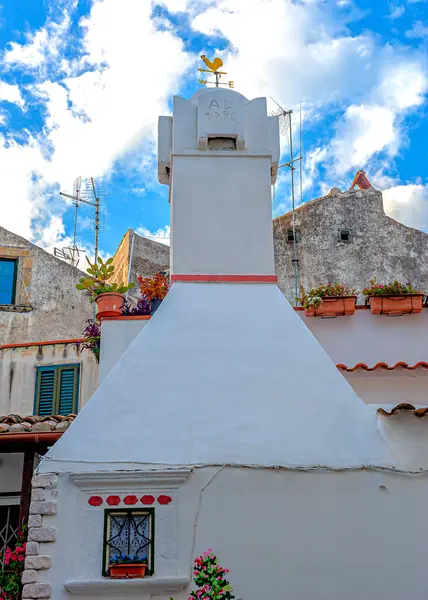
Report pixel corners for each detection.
[0,259,17,305]
[103,509,154,578]
[0,502,20,570]
[338,228,352,243]
[287,229,299,243]
[34,365,80,416]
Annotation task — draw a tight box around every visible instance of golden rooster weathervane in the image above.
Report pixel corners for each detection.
[198,55,234,89]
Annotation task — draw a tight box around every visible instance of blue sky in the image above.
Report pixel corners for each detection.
[0,0,427,261]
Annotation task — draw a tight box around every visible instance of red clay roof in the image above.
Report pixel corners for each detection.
[337,361,428,372]
[0,414,75,434]
[377,404,428,418]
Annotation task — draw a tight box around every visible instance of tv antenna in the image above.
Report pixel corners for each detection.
[58,176,103,267]
[270,97,304,306]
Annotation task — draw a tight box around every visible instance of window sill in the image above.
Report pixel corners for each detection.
[64,576,190,595]
[0,304,32,313]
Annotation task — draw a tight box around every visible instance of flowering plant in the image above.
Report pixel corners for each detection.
[137,272,169,302]
[122,297,151,316]
[299,282,356,309]
[81,319,101,363]
[185,549,235,600]
[0,526,27,600]
[362,277,422,297]
[109,554,147,565]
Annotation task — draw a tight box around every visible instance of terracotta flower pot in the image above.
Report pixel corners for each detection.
[368,294,423,315]
[305,296,357,318]
[95,292,125,318]
[109,563,147,579]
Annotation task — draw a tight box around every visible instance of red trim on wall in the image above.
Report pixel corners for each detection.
[99,316,151,322]
[0,339,84,351]
[171,274,278,283]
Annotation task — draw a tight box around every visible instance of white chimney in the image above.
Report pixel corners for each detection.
[41,88,389,473]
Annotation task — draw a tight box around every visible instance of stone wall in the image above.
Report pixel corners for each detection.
[0,227,93,344]
[274,188,428,304]
[111,230,170,300]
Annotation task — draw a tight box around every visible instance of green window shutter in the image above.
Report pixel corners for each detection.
[58,367,78,415]
[36,369,55,416]
[35,365,80,416]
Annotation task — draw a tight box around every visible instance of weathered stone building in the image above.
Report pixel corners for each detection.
[0,226,93,344]
[274,186,428,303]
[111,229,170,294]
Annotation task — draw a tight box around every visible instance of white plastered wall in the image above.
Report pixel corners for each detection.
[44,467,428,600]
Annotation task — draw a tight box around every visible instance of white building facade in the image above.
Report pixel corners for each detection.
[21,86,428,600]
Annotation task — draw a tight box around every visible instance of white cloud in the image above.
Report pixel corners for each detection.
[330,60,427,174]
[383,184,428,230]
[387,3,405,19]
[405,20,428,38]
[0,80,24,106]
[332,105,397,174]
[136,225,171,246]
[4,13,71,71]
[0,0,190,250]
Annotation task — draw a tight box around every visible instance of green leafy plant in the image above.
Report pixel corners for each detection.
[0,525,27,600]
[362,277,422,297]
[170,549,235,600]
[299,282,356,309]
[76,256,135,301]
[109,553,147,565]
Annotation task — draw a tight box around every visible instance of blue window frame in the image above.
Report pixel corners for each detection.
[34,365,80,416]
[0,259,17,305]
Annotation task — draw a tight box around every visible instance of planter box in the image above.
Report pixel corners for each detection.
[109,563,147,579]
[305,296,357,318]
[368,294,423,315]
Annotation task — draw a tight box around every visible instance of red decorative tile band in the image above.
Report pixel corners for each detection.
[88,496,103,506]
[87,494,173,506]
[106,495,121,506]
[124,495,138,505]
[140,495,155,505]
[157,495,172,505]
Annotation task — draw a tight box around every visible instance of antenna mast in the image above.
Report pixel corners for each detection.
[270,98,303,306]
[59,176,102,267]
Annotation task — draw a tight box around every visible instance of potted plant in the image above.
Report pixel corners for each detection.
[299,282,357,317]
[76,256,135,318]
[137,271,169,315]
[109,554,148,579]
[122,297,151,316]
[81,320,101,363]
[170,549,235,600]
[0,525,26,600]
[363,278,424,315]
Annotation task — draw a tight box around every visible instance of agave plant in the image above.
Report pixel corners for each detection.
[76,256,135,302]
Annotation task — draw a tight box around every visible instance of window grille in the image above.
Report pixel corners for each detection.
[0,504,20,571]
[34,365,80,416]
[0,259,17,305]
[103,509,154,577]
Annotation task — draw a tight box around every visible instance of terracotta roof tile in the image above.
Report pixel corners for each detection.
[377,404,428,418]
[0,414,75,433]
[337,361,428,372]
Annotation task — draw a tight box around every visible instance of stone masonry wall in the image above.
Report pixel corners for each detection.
[21,473,58,599]
[273,188,428,304]
[0,227,92,344]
